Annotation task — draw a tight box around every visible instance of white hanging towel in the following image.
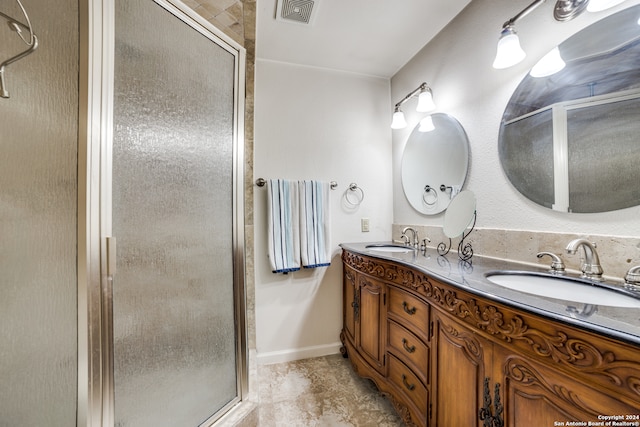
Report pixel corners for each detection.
[267,179,301,273]
[299,180,331,269]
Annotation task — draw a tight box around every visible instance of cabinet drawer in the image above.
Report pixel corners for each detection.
[388,320,429,385]
[388,354,428,415]
[388,286,430,336]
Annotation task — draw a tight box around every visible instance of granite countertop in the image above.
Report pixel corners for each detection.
[340,242,640,347]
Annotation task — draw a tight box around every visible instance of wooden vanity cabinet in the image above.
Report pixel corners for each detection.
[342,263,386,374]
[431,279,640,427]
[357,274,387,373]
[386,284,430,425]
[431,310,639,426]
[341,250,640,427]
[342,264,357,349]
[341,253,430,426]
[495,343,639,426]
[431,311,487,426]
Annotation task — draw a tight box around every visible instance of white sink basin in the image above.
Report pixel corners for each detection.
[486,272,640,308]
[365,244,415,253]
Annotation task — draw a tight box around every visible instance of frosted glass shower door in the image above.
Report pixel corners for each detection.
[112,1,241,426]
[0,0,78,425]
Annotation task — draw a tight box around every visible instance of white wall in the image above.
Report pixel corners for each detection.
[392,0,640,237]
[253,60,393,364]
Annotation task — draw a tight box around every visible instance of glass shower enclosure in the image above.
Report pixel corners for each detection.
[108,1,246,425]
[1,0,246,425]
[0,0,78,425]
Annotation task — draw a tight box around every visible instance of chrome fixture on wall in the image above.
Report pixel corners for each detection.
[344,183,365,207]
[390,82,436,130]
[493,0,629,71]
[256,177,338,190]
[0,0,39,99]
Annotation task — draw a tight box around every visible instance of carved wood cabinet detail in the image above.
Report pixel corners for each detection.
[340,250,640,427]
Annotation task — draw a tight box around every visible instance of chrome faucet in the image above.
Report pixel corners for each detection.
[624,265,640,291]
[536,251,565,274]
[565,239,603,280]
[401,226,419,248]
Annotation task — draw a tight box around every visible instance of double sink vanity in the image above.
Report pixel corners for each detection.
[339,241,640,426]
[373,5,640,425]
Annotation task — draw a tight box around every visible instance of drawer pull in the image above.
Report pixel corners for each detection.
[402,301,417,315]
[402,338,416,353]
[402,374,416,391]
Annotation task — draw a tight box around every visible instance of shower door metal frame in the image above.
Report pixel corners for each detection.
[78,1,247,426]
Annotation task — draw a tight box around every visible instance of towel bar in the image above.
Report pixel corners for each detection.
[255,178,338,190]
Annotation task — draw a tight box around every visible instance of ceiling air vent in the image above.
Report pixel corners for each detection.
[275,0,318,25]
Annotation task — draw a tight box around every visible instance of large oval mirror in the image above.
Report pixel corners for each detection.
[499,4,640,213]
[401,113,470,215]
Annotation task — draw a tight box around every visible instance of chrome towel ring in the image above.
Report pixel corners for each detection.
[423,185,437,206]
[345,183,364,206]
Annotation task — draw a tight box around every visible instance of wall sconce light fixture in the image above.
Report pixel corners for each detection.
[493,0,628,71]
[390,82,436,130]
[391,106,408,129]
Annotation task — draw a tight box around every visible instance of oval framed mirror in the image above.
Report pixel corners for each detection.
[499,4,640,213]
[401,113,470,215]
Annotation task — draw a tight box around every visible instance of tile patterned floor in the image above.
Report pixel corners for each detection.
[258,354,404,426]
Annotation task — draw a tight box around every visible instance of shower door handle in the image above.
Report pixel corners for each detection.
[106,236,117,279]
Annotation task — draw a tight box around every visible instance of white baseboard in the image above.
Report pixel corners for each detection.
[256,342,343,365]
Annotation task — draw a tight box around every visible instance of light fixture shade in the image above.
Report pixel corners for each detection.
[418,115,435,132]
[587,0,626,12]
[493,26,526,69]
[530,46,566,77]
[391,110,407,129]
[416,88,436,112]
